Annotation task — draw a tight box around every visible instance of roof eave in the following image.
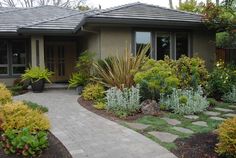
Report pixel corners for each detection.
[17,28,75,35]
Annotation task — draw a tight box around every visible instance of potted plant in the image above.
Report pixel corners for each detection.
[22,66,53,93]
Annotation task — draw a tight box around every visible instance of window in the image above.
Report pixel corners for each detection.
[176,32,189,59]
[135,32,151,55]
[0,40,8,75]
[156,32,170,60]
[0,39,28,76]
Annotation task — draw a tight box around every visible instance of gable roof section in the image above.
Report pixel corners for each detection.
[0,2,204,34]
[87,2,202,23]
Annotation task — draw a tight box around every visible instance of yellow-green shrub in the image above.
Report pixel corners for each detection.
[82,83,105,101]
[0,101,50,132]
[216,117,236,157]
[93,102,106,110]
[0,83,12,105]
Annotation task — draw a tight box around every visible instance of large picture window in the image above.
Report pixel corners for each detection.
[0,39,28,76]
[176,32,189,59]
[135,32,151,55]
[156,32,171,60]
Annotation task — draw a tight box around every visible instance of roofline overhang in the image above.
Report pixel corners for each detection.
[17,28,75,35]
[84,17,205,28]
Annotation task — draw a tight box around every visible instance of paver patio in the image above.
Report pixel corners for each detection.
[14,89,176,158]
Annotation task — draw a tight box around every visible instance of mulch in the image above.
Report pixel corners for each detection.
[172,132,226,158]
[0,132,72,158]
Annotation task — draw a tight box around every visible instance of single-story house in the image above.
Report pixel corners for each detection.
[0,2,216,85]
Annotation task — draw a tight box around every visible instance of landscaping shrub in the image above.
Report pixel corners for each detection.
[0,102,50,132]
[0,128,48,157]
[82,83,105,101]
[69,51,94,88]
[222,86,236,103]
[93,102,106,110]
[171,56,209,90]
[93,45,149,89]
[23,100,48,113]
[134,59,179,101]
[106,85,140,118]
[0,83,12,105]
[160,86,209,114]
[216,116,236,157]
[207,61,236,99]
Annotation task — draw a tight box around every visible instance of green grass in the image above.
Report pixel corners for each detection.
[123,99,236,151]
[23,100,48,113]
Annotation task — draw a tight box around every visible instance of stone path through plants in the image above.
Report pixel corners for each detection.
[14,90,176,158]
[124,104,236,145]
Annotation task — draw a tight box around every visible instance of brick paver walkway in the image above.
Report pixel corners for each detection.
[15,89,176,158]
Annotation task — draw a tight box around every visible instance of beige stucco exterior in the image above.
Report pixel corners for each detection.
[192,31,216,69]
[100,27,132,59]
[31,36,45,68]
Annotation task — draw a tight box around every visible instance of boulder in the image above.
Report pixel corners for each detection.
[141,99,160,115]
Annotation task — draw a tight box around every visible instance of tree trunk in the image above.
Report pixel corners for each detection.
[169,0,173,9]
[216,0,220,5]
[179,0,182,6]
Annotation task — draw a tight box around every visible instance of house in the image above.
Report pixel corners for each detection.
[0,2,216,86]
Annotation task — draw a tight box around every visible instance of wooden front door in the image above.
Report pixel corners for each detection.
[45,42,76,82]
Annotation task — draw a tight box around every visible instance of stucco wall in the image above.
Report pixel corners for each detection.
[100,27,132,58]
[192,31,216,69]
[31,36,45,68]
[0,78,17,86]
[86,34,100,59]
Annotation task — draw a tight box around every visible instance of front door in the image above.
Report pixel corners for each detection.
[45,42,76,82]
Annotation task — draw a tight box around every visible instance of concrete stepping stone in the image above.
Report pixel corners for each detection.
[161,117,181,126]
[192,121,208,127]
[173,127,194,134]
[148,131,179,143]
[214,108,233,112]
[210,116,226,121]
[223,113,236,118]
[184,115,199,120]
[204,111,220,116]
[125,122,150,130]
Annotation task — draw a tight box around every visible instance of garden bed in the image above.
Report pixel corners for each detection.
[0,132,72,158]
[78,97,155,122]
[172,132,221,158]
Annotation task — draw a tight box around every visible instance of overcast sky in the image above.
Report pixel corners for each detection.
[86,0,223,9]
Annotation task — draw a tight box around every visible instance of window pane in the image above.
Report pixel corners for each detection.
[0,67,7,74]
[135,32,151,55]
[0,40,8,64]
[176,32,189,59]
[156,32,170,60]
[12,40,26,64]
[13,66,26,74]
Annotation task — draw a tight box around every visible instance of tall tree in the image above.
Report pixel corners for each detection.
[169,0,173,9]
[0,0,86,8]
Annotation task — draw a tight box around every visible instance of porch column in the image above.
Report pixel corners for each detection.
[31,36,45,68]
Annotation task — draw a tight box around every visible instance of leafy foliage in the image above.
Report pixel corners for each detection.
[171,56,209,90]
[216,116,236,157]
[106,85,140,118]
[134,59,179,101]
[93,102,106,110]
[0,128,48,157]
[207,61,236,99]
[160,86,209,114]
[23,101,48,113]
[0,102,50,132]
[222,86,236,103]
[21,67,53,83]
[0,83,12,105]
[93,45,149,89]
[82,83,105,101]
[69,51,94,88]
[216,32,236,48]
[178,0,203,13]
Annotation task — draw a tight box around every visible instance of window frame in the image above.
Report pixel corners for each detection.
[0,39,29,77]
[134,31,152,56]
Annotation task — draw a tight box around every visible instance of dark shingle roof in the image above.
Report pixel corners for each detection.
[0,5,78,32]
[89,2,202,23]
[0,2,204,34]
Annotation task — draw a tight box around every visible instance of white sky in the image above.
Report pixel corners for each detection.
[86,0,223,9]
